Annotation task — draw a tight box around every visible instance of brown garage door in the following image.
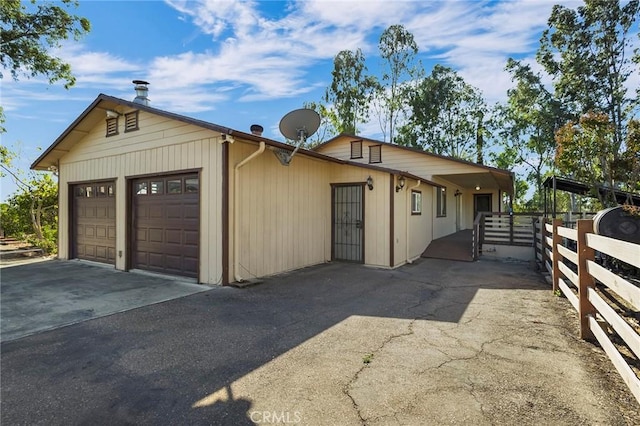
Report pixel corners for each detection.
[73,182,116,264]
[132,173,199,278]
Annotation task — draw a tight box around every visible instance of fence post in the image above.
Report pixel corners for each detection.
[551,218,562,293]
[509,211,514,244]
[577,219,596,340]
[539,217,547,270]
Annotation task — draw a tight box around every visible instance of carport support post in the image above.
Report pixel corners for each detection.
[551,218,562,293]
[577,219,596,341]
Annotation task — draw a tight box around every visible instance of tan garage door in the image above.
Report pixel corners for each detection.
[73,182,116,264]
[132,173,199,278]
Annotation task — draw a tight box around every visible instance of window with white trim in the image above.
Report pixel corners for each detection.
[436,187,447,217]
[411,190,422,215]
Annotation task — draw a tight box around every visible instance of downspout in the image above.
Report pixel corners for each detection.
[406,180,421,264]
[234,141,265,283]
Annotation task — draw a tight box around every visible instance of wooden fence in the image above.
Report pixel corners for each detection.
[539,218,640,404]
[473,212,540,260]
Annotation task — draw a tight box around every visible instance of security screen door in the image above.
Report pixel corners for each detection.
[332,184,364,263]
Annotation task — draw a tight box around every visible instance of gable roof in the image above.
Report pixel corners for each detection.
[315,133,514,179]
[31,95,438,186]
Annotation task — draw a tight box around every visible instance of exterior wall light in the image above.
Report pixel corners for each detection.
[475,185,481,191]
[106,109,121,119]
[396,175,406,192]
[366,175,374,191]
[454,189,462,197]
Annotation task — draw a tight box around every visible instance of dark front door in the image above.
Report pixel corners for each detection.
[332,184,364,263]
[474,193,492,219]
[131,174,199,278]
[72,181,116,264]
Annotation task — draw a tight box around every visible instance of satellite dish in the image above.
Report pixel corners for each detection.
[593,206,640,244]
[274,108,321,165]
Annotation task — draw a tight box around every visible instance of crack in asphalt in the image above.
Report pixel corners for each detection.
[343,318,417,425]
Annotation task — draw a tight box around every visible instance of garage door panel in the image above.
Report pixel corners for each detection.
[132,174,199,278]
[149,228,163,243]
[166,229,181,244]
[184,205,198,219]
[150,208,163,219]
[108,226,116,240]
[96,207,108,219]
[148,252,164,268]
[136,229,147,242]
[166,205,182,219]
[96,246,107,260]
[184,230,198,246]
[96,226,107,239]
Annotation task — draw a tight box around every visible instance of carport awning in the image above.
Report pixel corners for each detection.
[543,176,640,205]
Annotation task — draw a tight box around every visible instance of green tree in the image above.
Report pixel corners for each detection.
[376,24,420,143]
[302,101,337,147]
[323,49,377,135]
[555,112,624,207]
[492,59,569,209]
[491,146,530,210]
[0,173,58,252]
[1,0,90,88]
[1,0,90,133]
[397,65,486,160]
[537,0,639,151]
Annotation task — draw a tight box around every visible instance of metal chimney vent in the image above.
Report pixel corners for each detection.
[250,124,264,136]
[132,80,150,106]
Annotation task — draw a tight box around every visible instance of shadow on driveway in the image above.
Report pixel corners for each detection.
[2,258,634,425]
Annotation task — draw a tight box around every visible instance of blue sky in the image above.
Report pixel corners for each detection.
[2,0,627,200]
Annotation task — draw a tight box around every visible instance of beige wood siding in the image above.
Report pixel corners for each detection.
[317,135,491,177]
[229,142,330,280]
[392,178,433,266]
[318,136,505,236]
[58,110,223,284]
[328,166,390,268]
[228,141,392,280]
[408,183,432,260]
[393,183,406,267]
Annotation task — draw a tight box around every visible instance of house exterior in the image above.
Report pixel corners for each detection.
[314,135,515,240]
[32,92,460,285]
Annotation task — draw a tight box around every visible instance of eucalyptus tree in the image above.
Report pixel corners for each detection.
[376,24,420,143]
[537,0,639,151]
[302,101,337,147]
[323,49,377,135]
[537,0,639,204]
[492,59,568,208]
[397,65,486,161]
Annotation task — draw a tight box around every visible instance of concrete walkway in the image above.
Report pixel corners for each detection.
[2,259,638,425]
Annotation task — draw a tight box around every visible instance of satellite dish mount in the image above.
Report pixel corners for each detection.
[275,108,321,166]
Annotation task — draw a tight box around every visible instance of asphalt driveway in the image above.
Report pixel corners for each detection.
[1,259,638,425]
[0,260,209,342]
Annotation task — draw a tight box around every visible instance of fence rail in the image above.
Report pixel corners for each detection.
[473,212,540,260]
[539,218,640,404]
